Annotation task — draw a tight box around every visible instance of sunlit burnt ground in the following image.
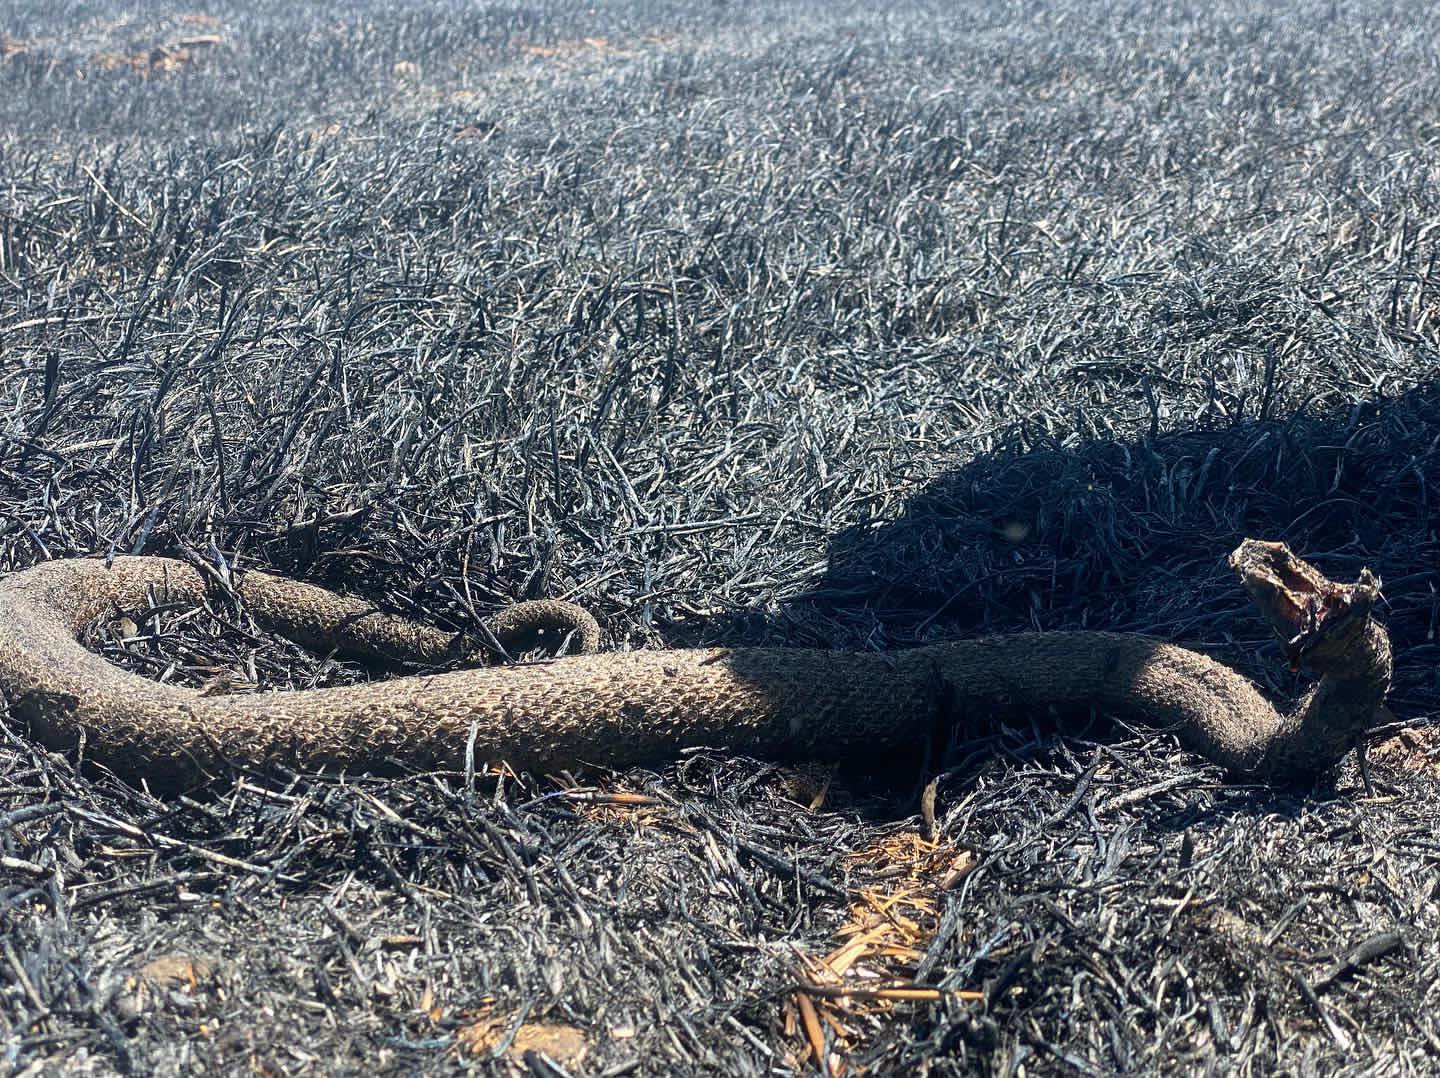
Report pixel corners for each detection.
[1,0,1438,1073]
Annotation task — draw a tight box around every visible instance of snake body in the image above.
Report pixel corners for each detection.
[0,541,1391,788]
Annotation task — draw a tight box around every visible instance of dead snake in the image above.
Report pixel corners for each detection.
[0,540,1391,788]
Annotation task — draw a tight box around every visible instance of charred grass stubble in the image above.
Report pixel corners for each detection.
[1,0,1439,1074]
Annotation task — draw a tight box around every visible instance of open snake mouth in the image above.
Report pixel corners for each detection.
[1229,539,1381,667]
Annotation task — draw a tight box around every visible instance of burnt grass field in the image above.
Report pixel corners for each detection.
[2,0,1439,1073]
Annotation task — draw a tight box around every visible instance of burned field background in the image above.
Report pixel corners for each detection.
[2,0,1439,1073]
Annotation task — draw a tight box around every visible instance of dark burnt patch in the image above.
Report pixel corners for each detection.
[1,0,1438,1072]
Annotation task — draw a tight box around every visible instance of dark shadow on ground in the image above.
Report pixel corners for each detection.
[807,380,1439,718]
[715,381,1440,805]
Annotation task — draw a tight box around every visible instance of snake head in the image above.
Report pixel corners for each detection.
[1228,539,1381,671]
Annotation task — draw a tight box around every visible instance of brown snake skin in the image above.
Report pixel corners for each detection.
[0,541,1390,789]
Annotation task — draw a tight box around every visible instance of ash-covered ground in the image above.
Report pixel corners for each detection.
[1,0,1437,1073]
